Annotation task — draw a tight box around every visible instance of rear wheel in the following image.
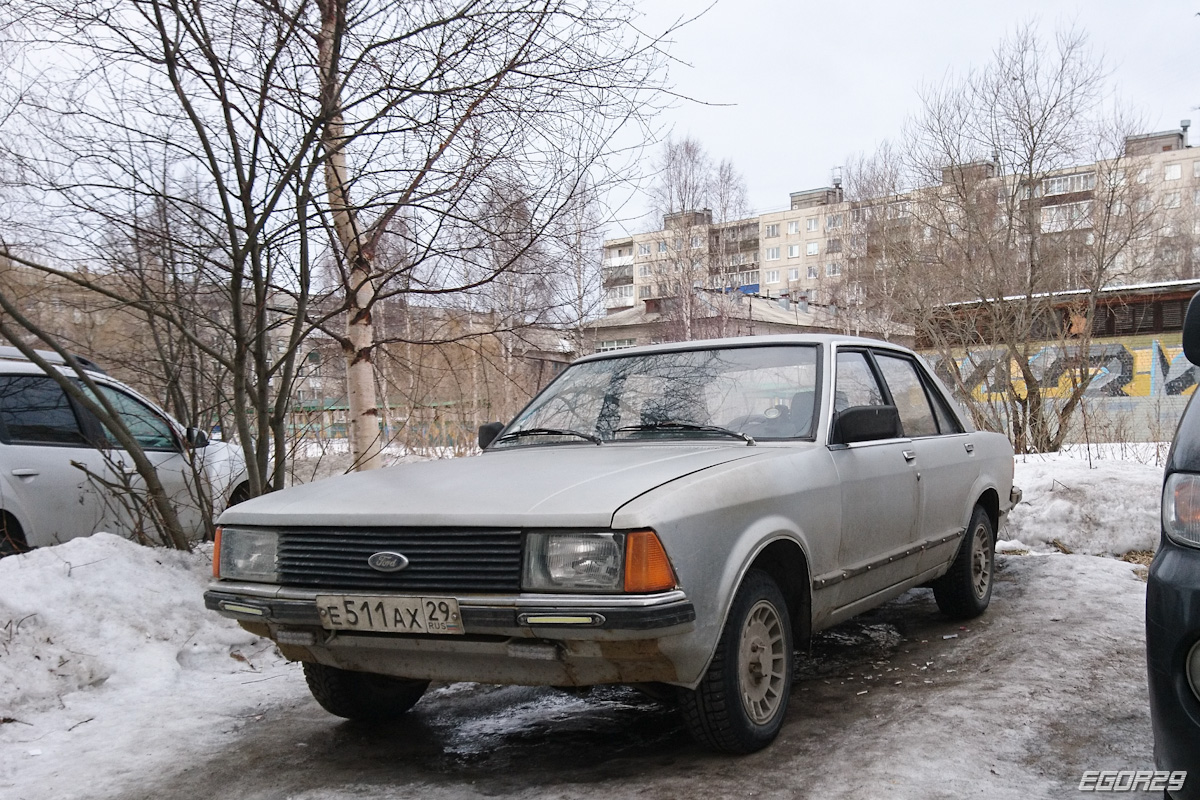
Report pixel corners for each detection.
[302,662,429,721]
[679,569,793,753]
[932,504,995,620]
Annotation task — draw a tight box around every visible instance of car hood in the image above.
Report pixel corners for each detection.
[219,444,766,528]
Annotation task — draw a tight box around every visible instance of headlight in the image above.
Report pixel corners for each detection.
[522,530,678,593]
[1163,473,1200,549]
[524,532,624,592]
[216,527,280,583]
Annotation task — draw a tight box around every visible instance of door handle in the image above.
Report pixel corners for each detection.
[964,443,975,454]
[11,469,39,477]
[902,450,916,462]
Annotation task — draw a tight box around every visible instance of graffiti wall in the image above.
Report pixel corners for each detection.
[929,333,1200,401]
[925,333,1198,442]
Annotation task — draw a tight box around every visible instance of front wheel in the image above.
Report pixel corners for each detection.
[302,662,429,721]
[679,569,793,753]
[932,504,995,620]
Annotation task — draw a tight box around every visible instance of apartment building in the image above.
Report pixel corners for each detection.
[602,122,1200,320]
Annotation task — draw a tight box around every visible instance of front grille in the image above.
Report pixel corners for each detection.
[277,528,522,592]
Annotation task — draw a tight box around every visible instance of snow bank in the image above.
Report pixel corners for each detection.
[1006,453,1162,556]
[0,534,270,713]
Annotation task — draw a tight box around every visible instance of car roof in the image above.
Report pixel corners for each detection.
[0,346,107,374]
[572,333,914,365]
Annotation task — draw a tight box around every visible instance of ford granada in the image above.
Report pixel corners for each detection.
[205,335,1019,753]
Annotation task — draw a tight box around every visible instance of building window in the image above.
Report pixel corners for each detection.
[764,223,780,238]
[1136,167,1151,184]
[1193,188,1200,205]
[1166,192,1182,209]
[806,242,819,256]
[1043,172,1096,196]
[605,284,634,305]
[807,265,818,279]
[690,236,703,248]
[765,269,780,284]
[787,220,800,235]
[638,284,651,299]
[657,241,667,253]
[826,262,841,277]
[1165,163,1183,181]
[806,217,818,232]
[638,243,651,256]
[827,238,842,254]
[826,214,843,229]
[766,246,781,261]
[788,268,799,281]
[787,244,801,258]
[1040,200,1092,232]
[638,264,652,277]
[596,339,636,353]
[730,252,746,266]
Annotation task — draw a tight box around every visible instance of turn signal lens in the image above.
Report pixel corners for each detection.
[624,530,677,593]
[213,527,223,578]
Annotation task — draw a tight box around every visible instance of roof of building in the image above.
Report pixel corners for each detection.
[592,293,838,329]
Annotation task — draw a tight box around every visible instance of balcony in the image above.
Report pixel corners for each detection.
[603,255,634,268]
[602,264,634,288]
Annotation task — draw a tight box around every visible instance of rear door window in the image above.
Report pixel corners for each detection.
[0,376,88,446]
[874,353,939,437]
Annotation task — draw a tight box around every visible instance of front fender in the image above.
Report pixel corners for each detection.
[611,447,839,687]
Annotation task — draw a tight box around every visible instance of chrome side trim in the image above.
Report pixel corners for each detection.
[812,528,964,589]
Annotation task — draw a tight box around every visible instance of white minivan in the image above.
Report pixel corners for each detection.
[0,347,249,554]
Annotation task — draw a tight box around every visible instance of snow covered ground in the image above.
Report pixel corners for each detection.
[0,456,1164,799]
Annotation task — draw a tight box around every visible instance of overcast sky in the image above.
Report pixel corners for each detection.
[611,0,1199,233]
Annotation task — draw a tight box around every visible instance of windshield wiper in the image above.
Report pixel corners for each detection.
[614,421,756,446]
[495,427,603,445]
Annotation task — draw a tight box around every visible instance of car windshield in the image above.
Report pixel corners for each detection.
[494,344,820,446]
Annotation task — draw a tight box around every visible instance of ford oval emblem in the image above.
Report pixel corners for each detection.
[367,552,410,572]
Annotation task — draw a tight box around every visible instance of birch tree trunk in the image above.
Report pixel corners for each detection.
[316,0,382,470]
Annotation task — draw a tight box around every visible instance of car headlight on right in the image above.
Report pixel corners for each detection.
[522,530,678,593]
[215,527,280,583]
[1163,473,1200,549]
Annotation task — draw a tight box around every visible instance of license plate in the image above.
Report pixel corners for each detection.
[315,595,464,635]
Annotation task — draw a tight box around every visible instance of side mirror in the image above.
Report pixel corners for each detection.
[186,427,209,449]
[478,421,504,450]
[1184,291,1200,365]
[832,405,902,445]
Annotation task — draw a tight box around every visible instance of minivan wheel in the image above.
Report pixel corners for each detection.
[679,569,793,753]
[932,504,995,620]
[302,662,429,721]
[0,514,29,558]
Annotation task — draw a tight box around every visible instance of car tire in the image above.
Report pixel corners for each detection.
[679,568,793,753]
[302,662,429,721]
[932,504,995,620]
[0,514,29,558]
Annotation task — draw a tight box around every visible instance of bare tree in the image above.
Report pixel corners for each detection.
[846,25,1158,453]
[645,136,752,341]
[0,0,671,508]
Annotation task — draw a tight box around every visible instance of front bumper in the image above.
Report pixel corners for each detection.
[1146,540,1200,799]
[205,581,697,686]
